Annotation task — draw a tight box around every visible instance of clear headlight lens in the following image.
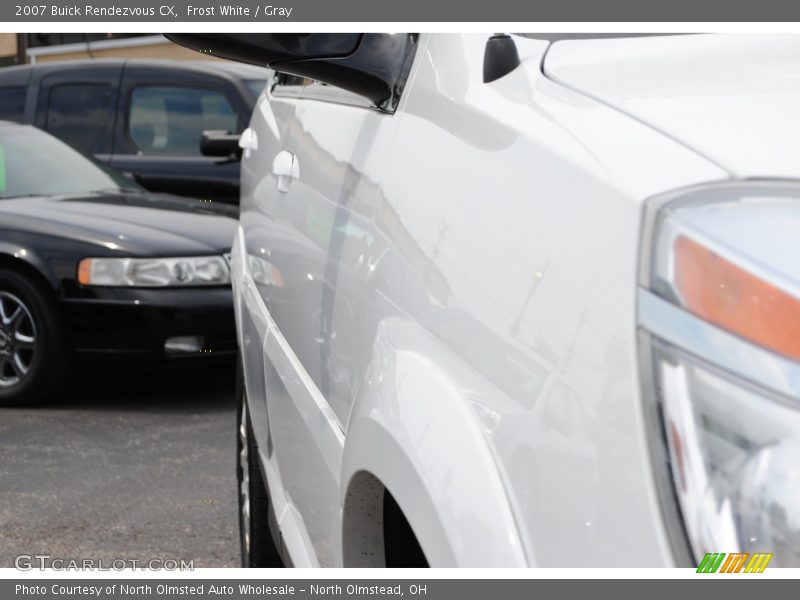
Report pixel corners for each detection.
[641,183,800,567]
[653,340,800,565]
[78,256,230,287]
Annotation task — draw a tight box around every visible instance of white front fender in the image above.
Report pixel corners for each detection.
[340,317,529,567]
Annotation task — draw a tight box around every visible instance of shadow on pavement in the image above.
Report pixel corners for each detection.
[45,361,237,414]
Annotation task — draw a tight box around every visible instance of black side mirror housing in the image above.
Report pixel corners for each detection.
[165,33,417,111]
[200,130,242,159]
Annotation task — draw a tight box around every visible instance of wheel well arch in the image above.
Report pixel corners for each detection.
[341,470,428,568]
[0,247,59,293]
[339,317,529,567]
[0,251,68,341]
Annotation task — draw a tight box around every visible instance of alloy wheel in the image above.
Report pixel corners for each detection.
[0,291,36,389]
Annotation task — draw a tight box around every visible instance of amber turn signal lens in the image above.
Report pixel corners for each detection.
[77,259,92,286]
[674,235,800,361]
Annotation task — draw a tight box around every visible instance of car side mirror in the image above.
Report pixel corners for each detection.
[165,33,417,111]
[200,130,242,159]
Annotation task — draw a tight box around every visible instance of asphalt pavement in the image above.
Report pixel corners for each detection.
[0,364,240,568]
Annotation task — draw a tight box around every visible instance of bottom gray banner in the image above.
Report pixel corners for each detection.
[3,579,793,600]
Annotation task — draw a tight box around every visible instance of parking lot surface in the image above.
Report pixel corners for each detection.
[0,365,239,568]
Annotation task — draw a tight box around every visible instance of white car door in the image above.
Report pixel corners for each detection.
[238,73,299,454]
[256,79,403,565]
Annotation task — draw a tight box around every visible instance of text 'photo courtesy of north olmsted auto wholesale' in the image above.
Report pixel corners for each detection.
[0,0,799,598]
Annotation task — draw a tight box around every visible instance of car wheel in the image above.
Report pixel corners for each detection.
[0,267,67,407]
[236,363,283,567]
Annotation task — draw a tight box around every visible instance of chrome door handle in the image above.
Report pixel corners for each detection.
[272,150,299,193]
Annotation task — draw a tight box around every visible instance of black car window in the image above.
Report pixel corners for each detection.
[0,87,26,123]
[0,125,139,199]
[45,83,113,156]
[128,86,238,155]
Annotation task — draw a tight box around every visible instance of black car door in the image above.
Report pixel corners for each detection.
[109,63,249,204]
[34,64,121,160]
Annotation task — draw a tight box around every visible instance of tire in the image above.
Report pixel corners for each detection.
[0,266,68,407]
[236,359,283,567]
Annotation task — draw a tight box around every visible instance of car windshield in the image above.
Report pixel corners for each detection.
[0,125,142,199]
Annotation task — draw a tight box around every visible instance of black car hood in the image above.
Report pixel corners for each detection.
[0,192,238,256]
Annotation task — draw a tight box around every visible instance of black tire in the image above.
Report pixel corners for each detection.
[236,359,283,567]
[0,266,68,407]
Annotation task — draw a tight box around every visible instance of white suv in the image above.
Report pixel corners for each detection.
[169,33,800,567]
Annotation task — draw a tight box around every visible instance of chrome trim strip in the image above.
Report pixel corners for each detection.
[638,288,800,401]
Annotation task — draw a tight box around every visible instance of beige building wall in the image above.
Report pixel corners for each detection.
[0,33,18,58]
[28,35,220,63]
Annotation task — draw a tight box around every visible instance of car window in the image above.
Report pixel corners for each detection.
[245,79,268,99]
[0,126,139,199]
[274,73,314,87]
[270,72,315,99]
[45,83,113,156]
[127,85,239,155]
[0,87,26,123]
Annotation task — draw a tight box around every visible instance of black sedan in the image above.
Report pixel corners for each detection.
[0,122,238,406]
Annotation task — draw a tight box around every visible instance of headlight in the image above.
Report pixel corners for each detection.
[247,254,283,287]
[77,256,230,287]
[639,182,800,567]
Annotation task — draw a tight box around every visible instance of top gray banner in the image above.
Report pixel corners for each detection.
[5,0,800,21]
